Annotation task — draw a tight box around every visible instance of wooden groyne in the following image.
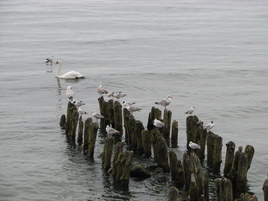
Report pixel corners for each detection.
[59,96,262,200]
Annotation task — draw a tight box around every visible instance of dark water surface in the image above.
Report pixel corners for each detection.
[1,0,268,200]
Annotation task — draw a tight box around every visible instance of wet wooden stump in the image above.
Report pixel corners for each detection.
[215,178,233,201]
[186,116,207,160]
[191,152,203,195]
[147,107,162,131]
[113,101,123,133]
[83,118,92,154]
[59,114,66,129]
[189,181,198,201]
[87,122,99,160]
[141,130,151,158]
[65,101,77,135]
[135,120,144,154]
[169,150,184,186]
[77,116,83,145]
[69,110,79,141]
[151,129,170,173]
[224,141,236,176]
[203,172,209,201]
[98,96,111,127]
[227,145,255,194]
[238,193,258,201]
[166,186,180,201]
[112,142,125,178]
[171,120,179,148]
[263,179,268,201]
[183,152,192,191]
[207,131,222,172]
[102,136,114,171]
[162,109,172,141]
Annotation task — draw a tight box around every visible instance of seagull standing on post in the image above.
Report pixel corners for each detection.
[154,95,172,110]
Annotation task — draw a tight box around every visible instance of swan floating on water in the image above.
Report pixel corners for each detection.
[55,60,84,79]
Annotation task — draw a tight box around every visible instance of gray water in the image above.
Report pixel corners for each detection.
[1,0,268,200]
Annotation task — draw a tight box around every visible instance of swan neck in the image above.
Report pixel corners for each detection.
[57,63,61,77]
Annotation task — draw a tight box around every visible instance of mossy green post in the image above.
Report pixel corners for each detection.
[87,122,99,161]
[224,141,236,176]
[183,152,192,191]
[141,130,151,158]
[155,132,170,173]
[112,142,125,178]
[65,101,76,135]
[204,172,209,201]
[189,181,198,201]
[102,136,114,171]
[166,186,180,201]
[171,120,178,148]
[191,152,203,195]
[70,110,79,141]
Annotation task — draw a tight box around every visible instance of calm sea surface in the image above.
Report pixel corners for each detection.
[1,0,268,200]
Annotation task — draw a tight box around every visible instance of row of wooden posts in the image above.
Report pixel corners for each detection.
[59,96,267,201]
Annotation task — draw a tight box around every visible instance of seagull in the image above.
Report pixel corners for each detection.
[66,86,74,100]
[204,121,214,131]
[153,119,165,128]
[71,99,85,108]
[189,141,201,149]
[126,103,142,113]
[46,56,53,65]
[113,91,126,99]
[91,110,104,120]
[78,107,87,115]
[107,91,114,98]
[106,125,120,135]
[185,106,195,115]
[97,85,108,96]
[122,100,136,107]
[154,95,172,110]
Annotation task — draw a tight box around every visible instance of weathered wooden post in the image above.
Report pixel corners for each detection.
[77,116,83,145]
[141,130,151,158]
[166,186,180,201]
[191,152,203,195]
[169,150,184,186]
[239,193,258,201]
[189,181,198,201]
[113,101,123,133]
[244,145,255,170]
[112,142,125,178]
[135,120,144,154]
[263,178,268,201]
[183,152,192,191]
[87,122,99,161]
[98,96,111,128]
[83,118,92,154]
[147,107,162,131]
[162,109,172,141]
[186,115,199,148]
[224,141,236,176]
[155,132,170,173]
[214,178,233,201]
[102,136,114,171]
[123,108,131,144]
[171,120,178,148]
[59,114,66,129]
[207,131,222,172]
[69,109,79,141]
[65,101,77,135]
[203,172,209,201]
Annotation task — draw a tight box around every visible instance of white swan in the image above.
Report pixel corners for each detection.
[55,60,84,79]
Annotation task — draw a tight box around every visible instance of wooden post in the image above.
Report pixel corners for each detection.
[113,101,123,133]
[186,115,199,148]
[119,151,134,186]
[98,96,111,127]
[141,130,151,158]
[189,181,198,201]
[65,101,76,135]
[59,114,66,129]
[239,193,258,201]
[83,118,92,154]
[112,142,125,178]
[224,141,236,176]
[147,107,162,131]
[123,108,131,144]
[244,145,255,170]
[207,131,222,172]
[77,116,83,145]
[183,152,192,191]
[203,172,209,201]
[169,150,184,186]
[166,186,180,201]
[162,109,172,141]
[263,179,268,201]
[191,152,203,195]
[69,109,79,141]
[214,178,233,201]
[102,136,114,171]
[171,120,178,148]
[87,122,99,161]
[135,120,144,154]
[155,132,170,173]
